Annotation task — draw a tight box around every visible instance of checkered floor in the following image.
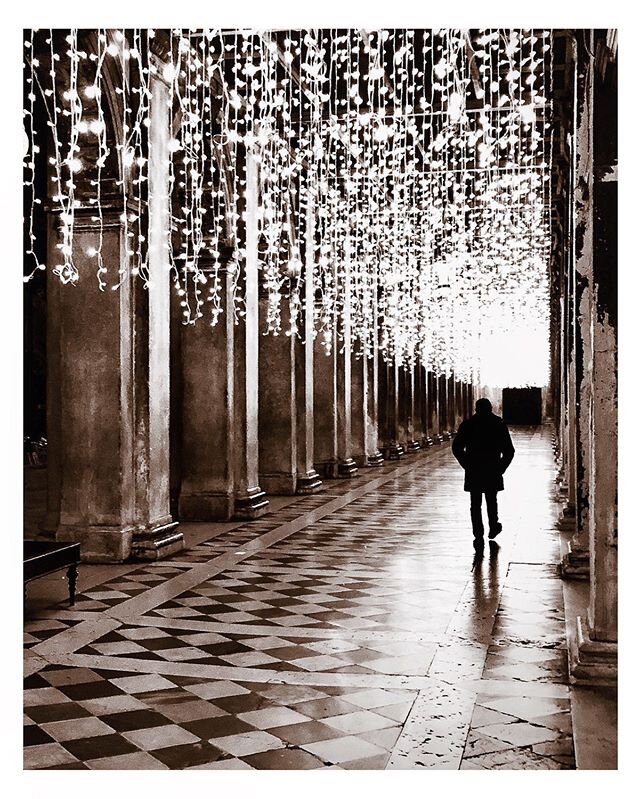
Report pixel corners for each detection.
[24,428,577,769]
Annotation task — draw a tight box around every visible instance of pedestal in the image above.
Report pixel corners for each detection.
[569,617,617,686]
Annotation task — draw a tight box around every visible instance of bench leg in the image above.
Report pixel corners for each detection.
[67,564,78,606]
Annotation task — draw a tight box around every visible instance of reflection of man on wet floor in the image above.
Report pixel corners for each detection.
[452,398,515,553]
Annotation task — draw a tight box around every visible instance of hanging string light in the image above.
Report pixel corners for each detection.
[24,27,553,387]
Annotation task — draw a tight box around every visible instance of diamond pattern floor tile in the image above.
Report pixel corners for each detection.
[24,429,583,770]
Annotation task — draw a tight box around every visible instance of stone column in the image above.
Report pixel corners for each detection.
[258,296,297,494]
[405,363,421,452]
[561,36,590,576]
[418,361,433,447]
[49,74,182,561]
[335,313,357,478]
[449,374,459,432]
[313,330,339,478]
[233,151,269,517]
[130,71,183,559]
[179,263,236,520]
[314,255,357,479]
[379,357,404,459]
[412,361,426,447]
[570,29,617,684]
[396,364,407,450]
[428,370,442,444]
[179,152,267,521]
[439,373,452,440]
[295,198,322,493]
[351,351,384,467]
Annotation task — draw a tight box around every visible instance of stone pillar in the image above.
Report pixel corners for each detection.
[233,151,269,517]
[366,354,384,465]
[258,296,297,494]
[351,351,384,467]
[428,370,442,444]
[457,380,465,427]
[49,73,182,561]
[396,364,408,451]
[335,264,357,479]
[449,374,459,432]
[405,363,421,452]
[313,248,357,480]
[570,29,617,684]
[131,71,183,559]
[295,198,322,493]
[412,361,426,447]
[561,35,590,576]
[418,362,433,447]
[380,358,404,459]
[351,351,367,466]
[179,152,267,521]
[313,330,339,478]
[179,264,236,520]
[439,373,452,440]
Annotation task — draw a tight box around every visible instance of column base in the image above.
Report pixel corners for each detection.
[557,504,577,531]
[432,433,444,444]
[131,521,185,561]
[337,458,358,478]
[315,460,339,479]
[560,543,590,580]
[406,440,421,453]
[366,451,385,467]
[296,470,323,494]
[441,430,453,441]
[569,616,617,686]
[179,491,234,522]
[382,443,405,460]
[421,435,434,448]
[56,524,134,563]
[260,473,297,496]
[234,487,269,520]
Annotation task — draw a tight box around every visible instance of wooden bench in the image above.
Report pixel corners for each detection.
[24,540,80,606]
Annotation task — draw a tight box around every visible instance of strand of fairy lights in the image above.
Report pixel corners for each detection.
[24,28,552,386]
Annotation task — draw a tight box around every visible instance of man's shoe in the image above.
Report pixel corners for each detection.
[488,523,502,540]
[473,537,485,553]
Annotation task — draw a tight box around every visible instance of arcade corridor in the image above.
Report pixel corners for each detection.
[22,26,618,774]
[24,427,612,770]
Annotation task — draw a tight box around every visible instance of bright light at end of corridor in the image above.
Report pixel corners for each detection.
[479,320,550,388]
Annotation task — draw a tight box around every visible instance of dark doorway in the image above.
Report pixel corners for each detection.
[502,387,543,425]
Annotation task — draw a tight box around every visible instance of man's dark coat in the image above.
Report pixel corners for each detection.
[452,412,515,493]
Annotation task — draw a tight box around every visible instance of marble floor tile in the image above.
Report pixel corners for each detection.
[323,710,396,735]
[302,735,387,764]
[24,429,586,770]
[121,724,200,751]
[237,706,310,729]
[24,742,80,769]
[212,731,286,757]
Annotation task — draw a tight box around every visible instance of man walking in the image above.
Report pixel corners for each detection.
[452,398,515,552]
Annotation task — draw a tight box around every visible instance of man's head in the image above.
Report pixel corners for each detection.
[475,398,492,415]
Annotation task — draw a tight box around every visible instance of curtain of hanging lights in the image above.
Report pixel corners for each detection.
[23,28,552,388]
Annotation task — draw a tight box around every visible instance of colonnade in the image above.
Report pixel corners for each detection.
[44,219,474,562]
[551,30,617,685]
[41,51,476,564]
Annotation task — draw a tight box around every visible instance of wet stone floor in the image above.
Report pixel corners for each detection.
[24,426,575,770]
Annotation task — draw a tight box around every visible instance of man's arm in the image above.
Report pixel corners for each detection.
[451,422,468,468]
[500,424,515,473]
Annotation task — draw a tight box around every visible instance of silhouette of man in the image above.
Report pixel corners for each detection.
[452,398,515,550]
